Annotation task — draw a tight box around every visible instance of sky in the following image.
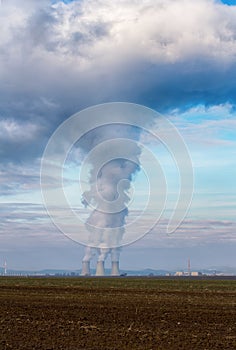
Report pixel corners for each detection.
[0,0,236,272]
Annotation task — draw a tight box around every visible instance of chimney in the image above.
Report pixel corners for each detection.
[188,257,191,276]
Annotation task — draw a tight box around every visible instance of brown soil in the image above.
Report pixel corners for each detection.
[0,277,235,349]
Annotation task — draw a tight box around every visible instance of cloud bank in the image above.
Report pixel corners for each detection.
[1,0,236,164]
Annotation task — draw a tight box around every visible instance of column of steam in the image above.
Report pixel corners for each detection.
[80,125,141,276]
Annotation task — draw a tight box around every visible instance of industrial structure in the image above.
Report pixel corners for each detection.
[81,247,120,276]
[174,258,202,276]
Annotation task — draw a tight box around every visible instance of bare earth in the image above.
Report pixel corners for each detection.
[0,277,235,349]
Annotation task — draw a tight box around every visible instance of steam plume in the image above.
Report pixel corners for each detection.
[80,124,141,276]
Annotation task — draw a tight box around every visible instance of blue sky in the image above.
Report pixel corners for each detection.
[221,0,236,4]
[0,0,236,272]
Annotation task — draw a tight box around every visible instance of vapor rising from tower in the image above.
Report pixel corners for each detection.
[80,124,141,276]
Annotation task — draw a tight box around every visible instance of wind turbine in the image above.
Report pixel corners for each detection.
[3,261,7,276]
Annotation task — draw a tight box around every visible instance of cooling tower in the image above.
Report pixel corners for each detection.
[111,261,120,276]
[81,261,90,276]
[96,261,105,276]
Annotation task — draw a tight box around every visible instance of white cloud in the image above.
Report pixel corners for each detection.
[0,119,41,141]
[1,0,236,77]
[36,0,236,64]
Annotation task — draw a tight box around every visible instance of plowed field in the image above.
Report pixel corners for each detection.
[0,277,235,349]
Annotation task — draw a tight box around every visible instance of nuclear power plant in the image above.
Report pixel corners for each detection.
[81,246,121,276]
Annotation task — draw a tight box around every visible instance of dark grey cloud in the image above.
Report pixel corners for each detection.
[1,0,236,167]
